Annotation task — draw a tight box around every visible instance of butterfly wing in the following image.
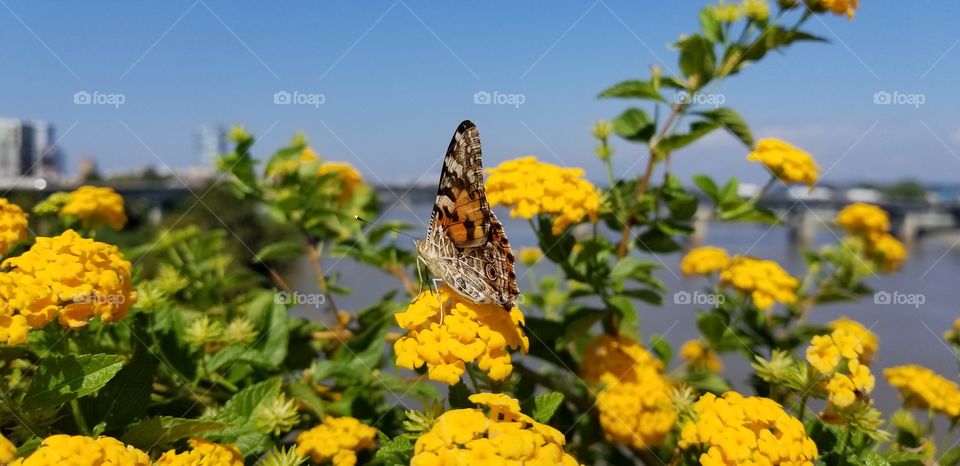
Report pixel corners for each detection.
[431,120,491,249]
[423,120,519,310]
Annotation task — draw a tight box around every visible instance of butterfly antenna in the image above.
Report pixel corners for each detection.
[354,216,420,241]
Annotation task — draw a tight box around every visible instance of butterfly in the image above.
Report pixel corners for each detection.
[415,120,519,312]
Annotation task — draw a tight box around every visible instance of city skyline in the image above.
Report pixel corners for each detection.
[2,1,960,185]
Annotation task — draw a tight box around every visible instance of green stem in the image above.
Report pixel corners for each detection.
[61,333,91,436]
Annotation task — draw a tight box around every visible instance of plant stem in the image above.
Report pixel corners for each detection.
[61,333,91,436]
[305,240,338,315]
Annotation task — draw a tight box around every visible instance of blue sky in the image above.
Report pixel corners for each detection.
[2,0,960,185]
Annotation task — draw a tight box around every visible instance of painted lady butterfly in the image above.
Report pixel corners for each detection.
[415,120,519,311]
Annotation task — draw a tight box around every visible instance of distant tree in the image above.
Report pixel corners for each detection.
[885,179,927,202]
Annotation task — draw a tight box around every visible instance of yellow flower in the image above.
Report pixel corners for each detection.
[806,334,841,374]
[719,256,798,310]
[60,186,127,230]
[393,285,528,385]
[518,247,543,266]
[0,433,15,464]
[0,198,28,256]
[829,316,877,363]
[679,392,818,465]
[709,1,743,22]
[819,0,858,19]
[411,394,582,466]
[681,246,730,276]
[318,161,364,204]
[867,232,907,271]
[836,203,890,235]
[580,334,663,384]
[747,138,820,187]
[485,156,600,235]
[885,365,960,419]
[156,439,243,466]
[10,435,150,466]
[680,339,724,372]
[740,0,770,21]
[0,230,136,344]
[295,416,377,466]
[580,335,675,448]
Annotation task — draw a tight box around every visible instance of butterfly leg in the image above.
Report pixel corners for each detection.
[414,256,425,301]
[431,278,445,325]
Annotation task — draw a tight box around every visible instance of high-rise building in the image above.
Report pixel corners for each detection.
[0,118,62,179]
[196,124,227,165]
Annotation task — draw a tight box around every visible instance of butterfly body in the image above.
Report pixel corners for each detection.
[415,120,518,311]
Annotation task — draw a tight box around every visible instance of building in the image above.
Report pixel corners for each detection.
[0,118,63,180]
[196,124,227,165]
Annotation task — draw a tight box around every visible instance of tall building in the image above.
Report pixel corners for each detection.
[196,124,227,165]
[0,118,62,179]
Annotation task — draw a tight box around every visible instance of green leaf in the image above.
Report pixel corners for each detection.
[678,372,731,393]
[372,433,417,466]
[610,257,655,283]
[287,379,326,418]
[699,8,723,43]
[23,354,124,410]
[678,35,715,85]
[635,228,682,253]
[254,240,304,262]
[598,79,665,101]
[718,178,741,209]
[448,382,472,409]
[693,175,719,202]
[606,296,637,335]
[613,107,656,142]
[531,392,565,423]
[90,334,158,429]
[122,416,226,450]
[649,334,672,365]
[697,312,729,345]
[696,107,754,148]
[218,377,282,424]
[656,119,721,152]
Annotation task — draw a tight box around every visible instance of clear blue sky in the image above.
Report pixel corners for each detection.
[2,0,960,185]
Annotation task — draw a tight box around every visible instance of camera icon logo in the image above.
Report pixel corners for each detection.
[73,91,92,105]
[274,91,292,105]
[873,91,891,105]
[873,290,891,304]
[674,92,692,105]
[674,291,691,305]
[473,91,492,105]
[274,291,291,304]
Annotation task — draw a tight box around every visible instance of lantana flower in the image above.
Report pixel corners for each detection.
[295,416,377,466]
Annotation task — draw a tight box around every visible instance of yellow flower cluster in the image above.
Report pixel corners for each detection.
[805,326,875,408]
[836,203,889,235]
[156,439,243,466]
[835,203,907,271]
[0,434,15,464]
[719,256,798,310]
[884,365,960,419]
[10,435,150,466]
[680,339,724,372]
[518,247,543,266]
[709,1,742,22]
[0,198,28,256]
[295,416,377,466]
[411,393,582,466]
[60,186,127,230]
[485,156,600,235]
[0,230,137,345]
[679,392,818,466]
[318,161,364,203]
[581,335,676,448]
[819,0,858,19]
[747,138,820,187]
[681,246,730,276]
[829,316,878,363]
[740,0,769,20]
[394,285,528,385]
